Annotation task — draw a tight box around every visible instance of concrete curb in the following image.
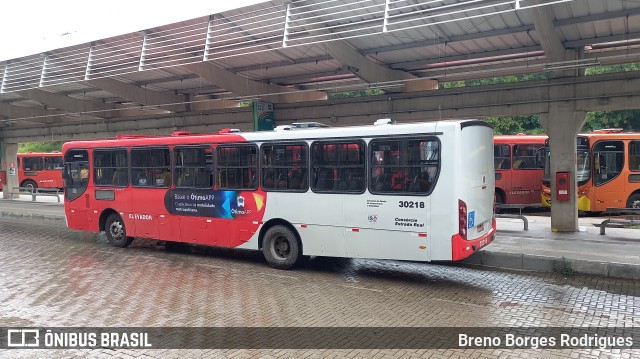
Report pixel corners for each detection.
[0,210,65,222]
[462,250,640,280]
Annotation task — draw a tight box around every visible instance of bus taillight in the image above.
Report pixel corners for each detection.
[458,199,467,240]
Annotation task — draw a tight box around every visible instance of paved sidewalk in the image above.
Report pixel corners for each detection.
[0,197,638,279]
[463,215,640,279]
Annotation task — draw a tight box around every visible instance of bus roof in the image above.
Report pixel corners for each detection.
[17,152,62,157]
[493,134,548,144]
[578,132,640,141]
[63,119,489,150]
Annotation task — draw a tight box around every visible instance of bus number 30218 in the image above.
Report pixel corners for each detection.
[399,201,425,208]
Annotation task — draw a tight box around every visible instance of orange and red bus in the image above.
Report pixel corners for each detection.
[542,129,640,211]
[62,120,496,269]
[493,135,547,206]
[17,152,64,191]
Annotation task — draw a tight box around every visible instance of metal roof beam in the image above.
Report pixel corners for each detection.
[183,62,327,103]
[325,40,437,92]
[553,8,640,27]
[565,32,640,48]
[16,89,168,118]
[87,77,189,113]
[530,3,574,77]
[0,103,63,120]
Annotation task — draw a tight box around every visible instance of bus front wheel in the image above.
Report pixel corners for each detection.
[262,225,301,270]
[627,193,640,209]
[105,214,134,248]
[22,180,37,192]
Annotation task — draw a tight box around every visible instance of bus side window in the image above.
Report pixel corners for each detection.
[112,169,128,186]
[316,169,333,190]
[348,170,364,191]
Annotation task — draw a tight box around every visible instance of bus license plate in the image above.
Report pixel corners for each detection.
[476,223,484,232]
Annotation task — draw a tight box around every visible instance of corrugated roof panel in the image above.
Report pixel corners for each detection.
[1,0,639,113]
[1,55,42,92]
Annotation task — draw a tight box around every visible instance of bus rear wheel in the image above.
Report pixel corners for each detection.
[262,225,301,270]
[105,213,134,248]
[22,180,37,192]
[627,193,640,209]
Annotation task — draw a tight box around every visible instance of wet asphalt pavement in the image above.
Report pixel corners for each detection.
[0,217,638,358]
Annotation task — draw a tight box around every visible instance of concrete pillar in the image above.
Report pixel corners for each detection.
[1,141,19,199]
[539,107,587,232]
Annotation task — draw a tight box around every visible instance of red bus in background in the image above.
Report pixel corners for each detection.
[17,152,64,191]
[494,135,547,206]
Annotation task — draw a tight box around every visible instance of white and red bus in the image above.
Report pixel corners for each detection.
[494,135,547,206]
[18,152,64,191]
[63,119,496,269]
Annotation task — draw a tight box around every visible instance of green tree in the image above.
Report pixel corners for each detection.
[585,62,640,75]
[582,110,640,132]
[483,116,543,135]
[18,141,63,153]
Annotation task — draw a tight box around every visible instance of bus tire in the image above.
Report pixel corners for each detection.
[627,193,640,209]
[262,225,301,270]
[22,180,37,192]
[105,213,134,248]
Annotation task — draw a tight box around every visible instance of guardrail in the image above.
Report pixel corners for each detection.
[599,207,640,235]
[494,204,529,230]
[9,187,62,203]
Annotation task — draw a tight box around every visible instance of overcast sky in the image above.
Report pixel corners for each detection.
[0,0,265,61]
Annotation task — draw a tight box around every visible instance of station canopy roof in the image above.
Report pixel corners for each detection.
[0,0,639,127]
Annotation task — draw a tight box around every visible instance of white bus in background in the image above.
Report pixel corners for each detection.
[63,119,496,269]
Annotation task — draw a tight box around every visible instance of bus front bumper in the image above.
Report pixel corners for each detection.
[541,193,591,211]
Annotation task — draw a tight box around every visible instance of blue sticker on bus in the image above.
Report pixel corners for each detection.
[468,211,475,228]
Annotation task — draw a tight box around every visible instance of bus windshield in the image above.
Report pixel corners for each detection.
[542,141,590,187]
[576,146,590,186]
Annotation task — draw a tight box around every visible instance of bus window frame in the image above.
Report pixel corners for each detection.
[260,141,309,193]
[93,147,130,188]
[494,144,511,170]
[592,140,625,187]
[130,146,172,189]
[512,144,542,170]
[310,139,366,195]
[217,143,259,191]
[368,136,440,197]
[23,156,44,171]
[43,156,64,170]
[173,145,214,189]
[629,140,640,172]
[64,149,90,201]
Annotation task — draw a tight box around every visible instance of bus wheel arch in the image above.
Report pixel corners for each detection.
[103,212,134,248]
[627,192,640,209]
[21,179,37,192]
[99,209,118,232]
[259,219,304,269]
